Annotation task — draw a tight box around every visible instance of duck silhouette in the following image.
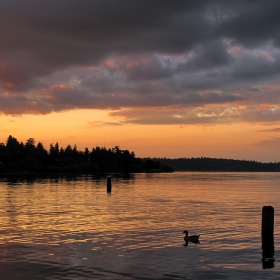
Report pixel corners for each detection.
[183,230,200,245]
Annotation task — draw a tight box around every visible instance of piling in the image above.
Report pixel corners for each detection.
[261,206,275,269]
[262,206,274,240]
[107,176,112,193]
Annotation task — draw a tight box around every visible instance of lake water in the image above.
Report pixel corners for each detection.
[0,172,279,279]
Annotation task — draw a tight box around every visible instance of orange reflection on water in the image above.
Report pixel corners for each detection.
[0,173,280,278]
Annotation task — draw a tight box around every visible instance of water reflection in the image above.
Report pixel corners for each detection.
[261,205,275,269]
[184,240,200,246]
[0,172,279,279]
[262,236,275,269]
[0,173,135,185]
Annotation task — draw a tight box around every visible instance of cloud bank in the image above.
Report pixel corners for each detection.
[1,0,280,125]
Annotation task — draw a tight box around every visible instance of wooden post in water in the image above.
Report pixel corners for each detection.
[107,176,112,193]
[261,206,274,269]
[262,206,274,240]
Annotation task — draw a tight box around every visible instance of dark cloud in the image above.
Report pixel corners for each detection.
[0,0,280,124]
[0,0,205,89]
[215,0,280,47]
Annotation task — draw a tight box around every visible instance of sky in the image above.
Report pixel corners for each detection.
[1,0,280,162]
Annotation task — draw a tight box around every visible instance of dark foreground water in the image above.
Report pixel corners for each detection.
[0,172,279,279]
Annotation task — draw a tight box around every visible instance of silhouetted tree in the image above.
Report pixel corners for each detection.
[0,135,174,174]
[49,142,60,158]
[35,142,49,164]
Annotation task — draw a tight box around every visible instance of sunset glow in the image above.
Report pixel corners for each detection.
[1,1,280,162]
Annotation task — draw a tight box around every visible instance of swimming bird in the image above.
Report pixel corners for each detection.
[183,230,200,243]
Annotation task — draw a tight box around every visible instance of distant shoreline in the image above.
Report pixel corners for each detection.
[0,169,279,178]
[150,157,280,172]
[1,135,279,175]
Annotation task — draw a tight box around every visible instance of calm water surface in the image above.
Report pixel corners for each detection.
[0,172,279,279]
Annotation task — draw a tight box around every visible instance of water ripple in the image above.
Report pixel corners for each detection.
[0,173,279,279]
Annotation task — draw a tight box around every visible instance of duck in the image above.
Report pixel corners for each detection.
[183,230,200,243]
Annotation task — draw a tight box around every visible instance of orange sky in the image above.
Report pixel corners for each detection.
[1,109,280,162]
[1,1,280,162]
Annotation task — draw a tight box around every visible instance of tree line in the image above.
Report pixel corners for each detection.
[0,135,173,174]
[153,157,280,172]
[2,135,278,174]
